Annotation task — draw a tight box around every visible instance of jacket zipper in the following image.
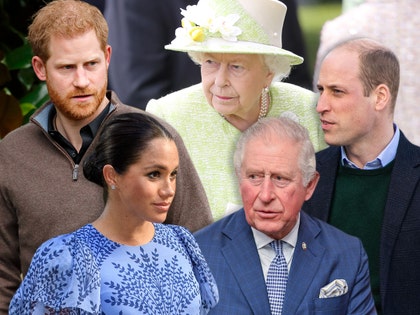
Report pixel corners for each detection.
[72,164,79,181]
[31,98,116,182]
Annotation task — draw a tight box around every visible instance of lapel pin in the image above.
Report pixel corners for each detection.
[302,242,307,250]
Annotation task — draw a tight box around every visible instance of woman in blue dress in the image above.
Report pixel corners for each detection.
[9,113,219,314]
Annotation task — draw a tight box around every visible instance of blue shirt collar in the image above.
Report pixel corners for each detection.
[341,125,400,170]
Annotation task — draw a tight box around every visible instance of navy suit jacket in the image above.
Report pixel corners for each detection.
[302,133,420,314]
[194,210,376,314]
[104,0,201,110]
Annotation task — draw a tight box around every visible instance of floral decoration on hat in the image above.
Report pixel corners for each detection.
[165,0,304,66]
[173,5,242,45]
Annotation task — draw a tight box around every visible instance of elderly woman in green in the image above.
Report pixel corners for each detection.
[146,0,326,220]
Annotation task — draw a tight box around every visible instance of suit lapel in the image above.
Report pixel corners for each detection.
[304,147,340,220]
[380,134,420,290]
[282,212,325,314]
[221,210,272,314]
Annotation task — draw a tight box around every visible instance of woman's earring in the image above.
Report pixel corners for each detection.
[110,184,116,190]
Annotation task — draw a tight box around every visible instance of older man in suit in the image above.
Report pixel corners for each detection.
[303,37,420,314]
[195,116,376,314]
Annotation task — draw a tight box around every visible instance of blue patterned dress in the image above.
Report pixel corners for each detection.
[9,224,218,314]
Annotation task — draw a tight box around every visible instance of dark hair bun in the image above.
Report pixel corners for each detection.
[83,151,104,187]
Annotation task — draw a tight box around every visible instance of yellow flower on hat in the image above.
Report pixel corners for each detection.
[189,27,206,42]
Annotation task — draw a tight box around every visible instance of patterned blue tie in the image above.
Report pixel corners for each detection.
[267,240,288,315]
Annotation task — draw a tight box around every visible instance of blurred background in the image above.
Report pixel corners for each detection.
[297,0,341,78]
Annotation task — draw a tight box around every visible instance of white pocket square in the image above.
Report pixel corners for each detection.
[319,279,348,298]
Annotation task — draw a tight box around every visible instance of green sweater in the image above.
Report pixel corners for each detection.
[330,161,394,310]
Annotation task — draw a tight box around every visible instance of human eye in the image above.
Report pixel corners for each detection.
[271,175,289,188]
[170,169,178,181]
[85,60,99,70]
[229,63,245,75]
[147,170,161,179]
[247,173,264,185]
[330,86,346,96]
[332,88,344,95]
[316,85,324,94]
[203,59,219,68]
[60,64,74,71]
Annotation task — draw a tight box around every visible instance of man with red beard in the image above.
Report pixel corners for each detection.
[0,1,213,313]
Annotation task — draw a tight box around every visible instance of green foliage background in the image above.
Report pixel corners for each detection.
[298,2,342,76]
[0,0,49,138]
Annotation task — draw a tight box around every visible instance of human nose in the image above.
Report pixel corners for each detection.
[316,92,330,114]
[160,178,176,198]
[73,67,90,88]
[258,176,275,203]
[214,65,230,87]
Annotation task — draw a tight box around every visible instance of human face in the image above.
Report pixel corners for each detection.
[114,138,179,224]
[316,48,378,147]
[32,29,111,123]
[201,53,274,122]
[239,135,317,240]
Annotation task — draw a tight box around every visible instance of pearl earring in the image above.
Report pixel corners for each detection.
[111,185,116,190]
[259,87,270,120]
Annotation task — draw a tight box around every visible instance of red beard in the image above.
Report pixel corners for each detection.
[47,79,107,121]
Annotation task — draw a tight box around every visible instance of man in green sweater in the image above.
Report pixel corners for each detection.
[303,37,420,314]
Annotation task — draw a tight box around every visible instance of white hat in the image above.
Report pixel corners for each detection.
[165,0,303,65]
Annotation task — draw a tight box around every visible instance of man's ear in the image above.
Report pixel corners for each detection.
[304,171,320,201]
[32,56,47,81]
[105,44,112,68]
[374,84,391,112]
